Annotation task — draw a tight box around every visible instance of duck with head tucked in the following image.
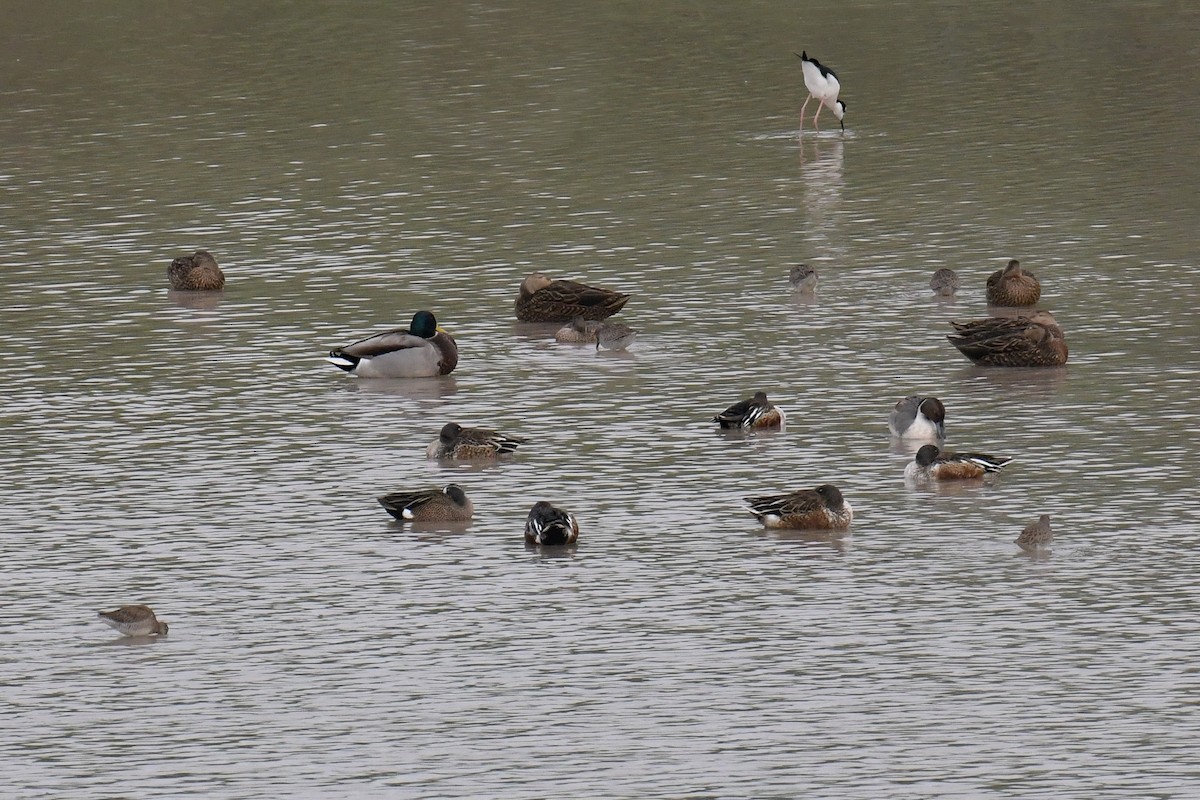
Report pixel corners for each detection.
[168,250,225,291]
[904,444,1012,481]
[524,501,580,546]
[947,311,1067,367]
[789,264,819,292]
[888,395,946,440]
[712,391,786,429]
[986,259,1041,306]
[745,484,853,531]
[378,484,474,522]
[327,310,458,378]
[426,422,524,460]
[514,272,630,322]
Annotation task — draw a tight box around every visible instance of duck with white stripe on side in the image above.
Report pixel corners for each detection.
[904,444,1013,482]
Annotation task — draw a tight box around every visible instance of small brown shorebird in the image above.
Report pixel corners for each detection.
[98,605,169,636]
[1016,514,1053,553]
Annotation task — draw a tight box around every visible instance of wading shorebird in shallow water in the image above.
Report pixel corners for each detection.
[796,50,846,134]
[98,605,169,637]
[1016,514,1053,553]
[929,268,960,297]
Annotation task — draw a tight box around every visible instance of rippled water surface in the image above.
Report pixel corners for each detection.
[3,2,1199,797]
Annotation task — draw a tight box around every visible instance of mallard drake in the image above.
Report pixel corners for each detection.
[513,272,630,322]
[554,316,603,344]
[524,501,579,546]
[904,444,1012,481]
[426,422,524,459]
[595,321,638,351]
[327,310,458,378]
[745,484,853,530]
[167,250,225,291]
[929,268,960,296]
[986,259,1041,306]
[378,484,473,522]
[888,395,946,440]
[98,604,169,637]
[1016,514,1053,553]
[789,265,819,292]
[947,311,1068,367]
[712,391,786,429]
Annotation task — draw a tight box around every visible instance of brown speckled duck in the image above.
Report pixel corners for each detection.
[426,422,524,460]
[168,250,225,291]
[986,259,1041,306]
[514,272,630,322]
[378,484,474,522]
[947,311,1068,367]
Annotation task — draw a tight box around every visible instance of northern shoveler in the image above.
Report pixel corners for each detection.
[745,484,854,530]
[713,391,786,429]
[524,501,580,546]
[904,444,1012,481]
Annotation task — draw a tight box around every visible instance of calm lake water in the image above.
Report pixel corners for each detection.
[2,2,1199,797]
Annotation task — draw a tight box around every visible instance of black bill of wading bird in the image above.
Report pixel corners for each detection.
[795,50,846,133]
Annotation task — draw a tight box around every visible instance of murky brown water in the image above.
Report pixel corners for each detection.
[3,2,1199,797]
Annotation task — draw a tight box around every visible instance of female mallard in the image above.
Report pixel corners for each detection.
[514,272,630,322]
[327,310,458,378]
[426,422,524,459]
[595,321,638,351]
[524,501,580,546]
[554,316,604,344]
[1016,514,1053,553]
[98,604,169,637]
[947,311,1068,367]
[168,250,225,291]
[986,259,1041,306]
[378,483,473,522]
[745,484,853,531]
[789,265,818,292]
[888,395,946,440]
[904,444,1012,481]
[929,268,960,297]
[712,391,786,429]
